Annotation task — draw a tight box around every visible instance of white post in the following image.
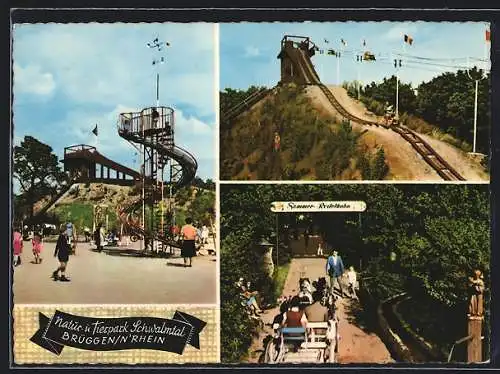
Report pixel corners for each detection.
[156,72,160,108]
[336,52,340,86]
[396,68,399,120]
[473,79,478,153]
[141,121,145,251]
[357,59,361,100]
[467,56,481,154]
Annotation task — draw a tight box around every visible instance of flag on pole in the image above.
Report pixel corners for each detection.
[324,38,329,44]
[404,34,414,45]
[486,29,491,42]
[341,39,347,47]
[362,39,366,47]
[92,124,98,136]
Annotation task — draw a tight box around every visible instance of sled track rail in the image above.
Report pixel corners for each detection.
[221,88,272,123]
[381,295,436,363]
[317,84,465,181]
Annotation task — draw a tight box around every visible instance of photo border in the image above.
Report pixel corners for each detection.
[6,5,500,372]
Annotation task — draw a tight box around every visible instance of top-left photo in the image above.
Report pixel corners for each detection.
[12,23,218,304]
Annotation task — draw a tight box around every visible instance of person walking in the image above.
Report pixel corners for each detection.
[317,241,324,256]
[32,232,43,264]
[180,217,198,267]
[326,250,346,298]
[201,225,209,245]
[13,227,23,267]
[52,227,71,282]
[66,221,77,255]
[273,132,281,152]
[94,223,104,252]
[303,229,310,252]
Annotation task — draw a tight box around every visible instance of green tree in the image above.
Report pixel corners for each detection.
[220,86,265,115]
[349,67,490,154]
[13,136,67,220]
[220,184,489,361]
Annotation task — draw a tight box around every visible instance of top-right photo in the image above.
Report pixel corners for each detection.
[220,22,490,182]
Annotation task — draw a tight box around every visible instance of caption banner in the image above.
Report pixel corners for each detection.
[271,200,367,213]
[30,310,206,355]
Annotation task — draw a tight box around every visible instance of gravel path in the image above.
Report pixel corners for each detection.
[246,258,394,364]
[13,240,217,305]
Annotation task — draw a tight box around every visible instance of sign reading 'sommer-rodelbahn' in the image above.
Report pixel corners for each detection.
[270,201,367,213]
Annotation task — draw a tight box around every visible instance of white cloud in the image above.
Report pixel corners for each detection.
[12,23,216,179]
[244,45,261,57]
[13,63,56,96]
[176,110,212,135]
[13,23,215,116]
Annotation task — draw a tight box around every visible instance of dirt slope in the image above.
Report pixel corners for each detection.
[306,85,489,181]
[306,86,441,181]
[47,183,136,213]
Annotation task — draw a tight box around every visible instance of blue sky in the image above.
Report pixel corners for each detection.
[12,23,216,184]
[220,22,490,90]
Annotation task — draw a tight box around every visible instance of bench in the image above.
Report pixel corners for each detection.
[304,322,329,348]
[280,327,307,343]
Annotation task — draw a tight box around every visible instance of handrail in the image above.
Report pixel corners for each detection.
[221,88,270,122]
[118,107,174,136]
[447,335,485,363]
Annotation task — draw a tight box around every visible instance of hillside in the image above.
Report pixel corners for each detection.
[310,86,489,181]
[220,84,390,181]
[39,182,215,230]
[220,84,489,181]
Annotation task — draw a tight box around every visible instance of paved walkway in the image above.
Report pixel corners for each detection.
[13,240,217,305]
[248,258,393,364]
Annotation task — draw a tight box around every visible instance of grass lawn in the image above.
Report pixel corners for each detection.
[272,262,291,302]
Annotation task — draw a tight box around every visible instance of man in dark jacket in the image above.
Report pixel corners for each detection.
[326,250,346,297]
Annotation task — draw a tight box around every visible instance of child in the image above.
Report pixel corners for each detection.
[347,266,358,300]
[32,233,43,264]
[13,228,23,267]
[52,227,71,282]
[274,132,281,152]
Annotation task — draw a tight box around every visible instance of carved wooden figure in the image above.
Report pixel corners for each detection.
[468,269,485,317]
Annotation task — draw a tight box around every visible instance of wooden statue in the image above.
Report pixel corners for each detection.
[468,269,485,317]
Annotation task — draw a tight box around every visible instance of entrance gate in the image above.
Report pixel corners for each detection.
[270,201,367,266]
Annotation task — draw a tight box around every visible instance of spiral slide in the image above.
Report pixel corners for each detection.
[116,108,198,249]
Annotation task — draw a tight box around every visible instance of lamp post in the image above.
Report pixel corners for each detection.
[147,36,170,248]
[466,58,485,155]
[259,238,275,278]
[393,55,402,120]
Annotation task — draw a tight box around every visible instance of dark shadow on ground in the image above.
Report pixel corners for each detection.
[99,247,177,258]
[343,298,378,334]
[166,262,187,267]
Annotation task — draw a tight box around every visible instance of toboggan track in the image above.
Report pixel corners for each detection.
[222,48,466,181]
[316,84,466,181]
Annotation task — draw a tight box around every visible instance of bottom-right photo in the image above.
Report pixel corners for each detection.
[220,183,490,365]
